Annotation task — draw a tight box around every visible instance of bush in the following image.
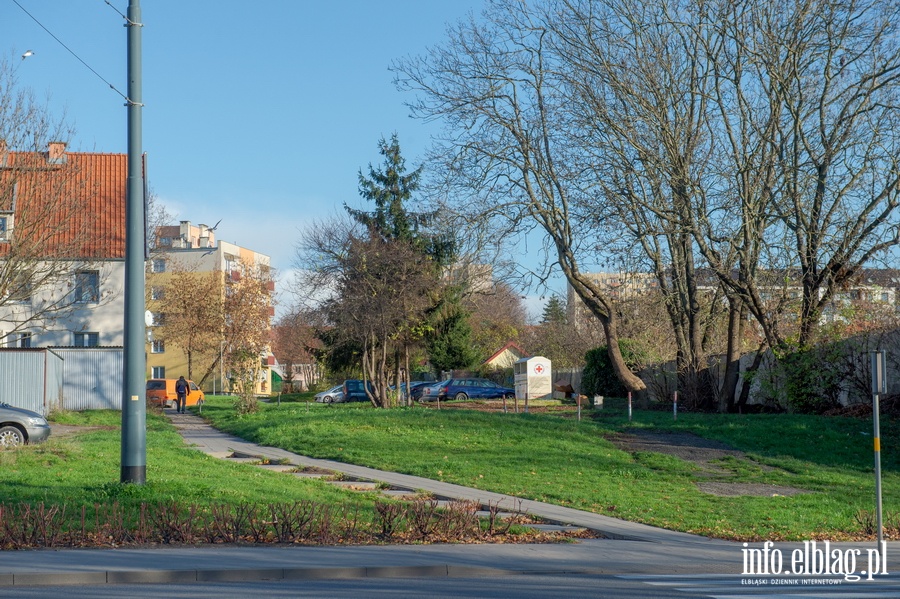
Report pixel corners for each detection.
[767,343,847,414]
[581,340,645,398]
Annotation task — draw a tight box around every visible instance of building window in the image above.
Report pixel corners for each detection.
[152,259,166,273]
[0,215,7,241]
[152,366,166,379]
[151,312,165,326]
[6,332,31,348]
[151,286,165,300]
[159,237,172,246]
[73,332,99,347]
[74,270,100,303]
[151,340,165,354]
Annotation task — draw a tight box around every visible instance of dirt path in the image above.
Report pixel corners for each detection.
[607,430,808,497]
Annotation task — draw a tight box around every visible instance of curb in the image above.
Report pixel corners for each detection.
[2,564,587,587]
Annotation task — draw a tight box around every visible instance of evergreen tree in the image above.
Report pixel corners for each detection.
[347,133,421,243]
[541,295,567,324]
[426,301,480,374]
[347,134,455,265]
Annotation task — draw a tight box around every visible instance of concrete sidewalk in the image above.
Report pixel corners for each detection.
[168,409,711,544]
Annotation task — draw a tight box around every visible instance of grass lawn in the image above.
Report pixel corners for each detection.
[0,408,373,512]
[199,394,900,541]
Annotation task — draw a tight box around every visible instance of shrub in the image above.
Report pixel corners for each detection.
[581,340,645,398]
[767,342,847,414]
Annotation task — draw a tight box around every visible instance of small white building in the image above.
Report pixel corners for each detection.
[514,356,552,400]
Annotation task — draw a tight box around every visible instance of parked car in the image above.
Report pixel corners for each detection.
[417,378,516,402]
[342,379,375,402]
[391,381,431,402]
[146,378,205,409]
[314,385,345,403]
[0,403,51,447]
[410,381,441,402]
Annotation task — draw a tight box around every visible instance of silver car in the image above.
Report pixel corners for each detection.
[314,385,345,403]
[0,403,51,447]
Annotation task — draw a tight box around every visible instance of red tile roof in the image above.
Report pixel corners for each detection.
[0,146,127,259]
[483,341,529,365]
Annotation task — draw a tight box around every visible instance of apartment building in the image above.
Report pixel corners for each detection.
[146,221,277,394]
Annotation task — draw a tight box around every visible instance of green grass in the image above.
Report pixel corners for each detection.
[198,395,900,541]
[0,408,373,513]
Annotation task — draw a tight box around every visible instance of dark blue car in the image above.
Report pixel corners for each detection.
[417,378,515,402]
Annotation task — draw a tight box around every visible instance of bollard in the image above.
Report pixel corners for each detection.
[674,391,678,421]
[628,391,632,421]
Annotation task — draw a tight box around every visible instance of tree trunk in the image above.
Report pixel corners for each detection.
[563,262,646,392]
[719,297,744,412]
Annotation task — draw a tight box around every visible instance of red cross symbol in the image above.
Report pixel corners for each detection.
[534,364,544,374]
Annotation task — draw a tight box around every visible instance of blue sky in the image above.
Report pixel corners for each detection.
[4,0,556,318]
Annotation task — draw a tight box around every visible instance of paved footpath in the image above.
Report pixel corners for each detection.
[0,410,893,588]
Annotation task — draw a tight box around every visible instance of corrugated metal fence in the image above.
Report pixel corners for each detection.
[0,348,64,416]
[53,347,124,411]
[0,347,123,413]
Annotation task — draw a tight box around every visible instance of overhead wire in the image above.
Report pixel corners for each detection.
[11,0,129,102]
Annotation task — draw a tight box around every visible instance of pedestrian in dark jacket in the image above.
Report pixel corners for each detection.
[175,376,189,414]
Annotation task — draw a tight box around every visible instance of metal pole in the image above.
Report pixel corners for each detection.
[673,390,678,421]
[870,351,886,546]
[628,391,632,421]
[120,0,146,484]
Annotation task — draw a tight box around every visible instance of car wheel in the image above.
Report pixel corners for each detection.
[323,396,333,403]
[0,425,25,447]
[454,392,468,401]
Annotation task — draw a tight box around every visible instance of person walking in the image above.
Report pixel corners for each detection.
[175,376,189,414]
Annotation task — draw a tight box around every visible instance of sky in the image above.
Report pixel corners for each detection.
[3,0,559,319]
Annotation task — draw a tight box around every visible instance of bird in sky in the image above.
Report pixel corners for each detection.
[21,50,34,60]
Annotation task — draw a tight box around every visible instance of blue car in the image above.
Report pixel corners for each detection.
[418,378,515,402]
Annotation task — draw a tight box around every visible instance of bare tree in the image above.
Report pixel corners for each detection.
[223,261,275,414]
[394,0,646,392]
[548,0,731,408]
[150,263,223,382]
[329,235,437,407]
[464,282,528,362]
[398,0,900,410]
[272,310,321,392]
[759,0,900,345]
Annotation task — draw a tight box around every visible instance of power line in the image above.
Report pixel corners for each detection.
[11,0,129,102]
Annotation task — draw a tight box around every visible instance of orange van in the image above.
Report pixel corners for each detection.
[146,379,205,409]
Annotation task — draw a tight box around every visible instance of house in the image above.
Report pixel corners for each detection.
[146,221,276,394]
[483,341,529,370]
[0,140,127,347]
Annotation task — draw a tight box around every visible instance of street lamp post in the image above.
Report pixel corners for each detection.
[120,0,146,484]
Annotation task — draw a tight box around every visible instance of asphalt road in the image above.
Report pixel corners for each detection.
[4,573,900,599]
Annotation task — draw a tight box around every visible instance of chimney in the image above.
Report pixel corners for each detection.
[197,223,208,248]
[48,141,67,164]
[179,220,191,246]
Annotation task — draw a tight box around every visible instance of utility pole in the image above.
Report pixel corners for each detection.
[121,0,146,484]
